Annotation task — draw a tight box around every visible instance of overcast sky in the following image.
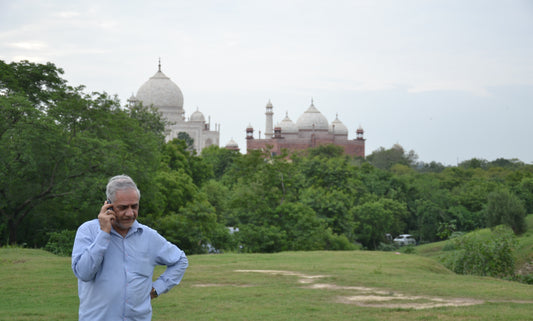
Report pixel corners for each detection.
[2,0,532,165]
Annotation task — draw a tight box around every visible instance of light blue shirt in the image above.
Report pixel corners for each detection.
[72,219,188,321]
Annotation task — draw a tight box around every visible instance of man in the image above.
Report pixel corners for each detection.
[72,175,188,321]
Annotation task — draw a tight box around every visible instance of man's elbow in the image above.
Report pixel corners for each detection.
[180,254,189,270]
[72,263,95,282]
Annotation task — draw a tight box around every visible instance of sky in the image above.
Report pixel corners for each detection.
[1,0,532,165]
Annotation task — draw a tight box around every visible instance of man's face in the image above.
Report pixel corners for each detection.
[112,189,139,233]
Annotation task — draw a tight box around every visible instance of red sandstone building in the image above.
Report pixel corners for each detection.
[246,100,365,157]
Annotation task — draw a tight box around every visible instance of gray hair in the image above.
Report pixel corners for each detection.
[106,175,141,202]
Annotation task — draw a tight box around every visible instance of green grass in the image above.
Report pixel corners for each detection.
[1,247,532,321]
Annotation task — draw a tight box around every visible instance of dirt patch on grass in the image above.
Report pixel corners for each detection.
[192,283,254,288]
[235,269,531,310]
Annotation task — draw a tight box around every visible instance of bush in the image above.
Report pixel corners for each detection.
[401,245,416,254]
[377,242,398,252]
[441,225,517,278]
[44,230,76,256]
[485,189,527,234]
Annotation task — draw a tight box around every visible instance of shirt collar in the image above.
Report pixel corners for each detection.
[127,220,143,236]
[111,220,143,238]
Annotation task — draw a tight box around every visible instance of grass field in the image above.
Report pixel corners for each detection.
[1,245,532,321]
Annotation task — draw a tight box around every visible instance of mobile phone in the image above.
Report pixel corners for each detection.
[106,199,114,211]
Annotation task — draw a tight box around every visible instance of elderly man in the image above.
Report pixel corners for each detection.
[72,175,188,320]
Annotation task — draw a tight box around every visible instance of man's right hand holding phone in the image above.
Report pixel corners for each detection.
[98,200,116,233]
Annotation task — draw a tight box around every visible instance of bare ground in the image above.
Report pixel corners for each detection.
[230,269,532,310]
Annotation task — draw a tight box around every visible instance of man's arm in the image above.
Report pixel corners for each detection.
[72,202,115,281]
[151,237,189,296]
[71,221,111,282]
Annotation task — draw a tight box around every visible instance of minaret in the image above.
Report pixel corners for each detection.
[265,100,274,138]
[356,126,365,140]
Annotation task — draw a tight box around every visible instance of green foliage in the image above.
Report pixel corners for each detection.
[300,187,354,237]
[485,188,527,234]
[44,230,76,256]
[177,131,195,150]
[441,225,517,278]
[201,145,241,179]
[3,59,533,258]
[415,199,445,242]
[367,144,418,170]
[156,196,220,254]
[517,177,533,213]
[0,60,164,246]
[352,198,408,249]
[307,144,345,158]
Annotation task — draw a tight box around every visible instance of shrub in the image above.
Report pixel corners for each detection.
[44,230,76,256]
[378,242,398,252]
[401,245,416,254]
[485,189,527,234]
[441,225,517,278]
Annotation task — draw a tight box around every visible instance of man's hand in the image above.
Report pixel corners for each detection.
[150,287,158,299]
[98,201,115,233]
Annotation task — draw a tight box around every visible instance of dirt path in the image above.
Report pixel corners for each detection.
[234,269,531,310]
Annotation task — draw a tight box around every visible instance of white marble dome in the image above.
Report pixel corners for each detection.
[329,114,348,135]
[277,112,298,134]
[190,109,205,122]
[225,138,238,149]
[136,68,184,117]
[296,101,329,130]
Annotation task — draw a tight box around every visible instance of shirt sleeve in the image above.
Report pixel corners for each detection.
[151,234,188,296]
[72,221,111,282]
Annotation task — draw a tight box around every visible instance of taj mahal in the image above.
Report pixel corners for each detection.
[128,61,365,157]
[128,61,220,154]
[246,100,365,157]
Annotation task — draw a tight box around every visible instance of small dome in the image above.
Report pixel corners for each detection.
[296,100,329,130]
[329,114,348,135]
[190,108,205,122]
[225,138,239,148]
[277,112,298,134]
[136,68,184,115]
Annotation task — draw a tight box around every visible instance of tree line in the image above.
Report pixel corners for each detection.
[1,60,531,255]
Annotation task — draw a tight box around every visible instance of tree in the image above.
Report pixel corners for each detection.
[517,177,533,214]
[307,144,345,158]
[351,198,408,249]
[414,199,446,242]
[0,60,165,245]
[155,195,220,254]
[300,187,355,238]
[459,158,488,170]
[201,145,241,179]
[366,144,418,170]
[177,131,194,151]
[485,188,527,234]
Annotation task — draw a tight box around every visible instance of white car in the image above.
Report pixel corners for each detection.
[393,234,416,246]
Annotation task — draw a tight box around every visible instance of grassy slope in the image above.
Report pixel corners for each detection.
[417,214,533,270]
[1,245,532,321]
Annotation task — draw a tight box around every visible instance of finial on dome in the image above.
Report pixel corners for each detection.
[158,57,161,72]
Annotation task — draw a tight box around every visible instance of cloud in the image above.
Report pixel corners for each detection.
[56,11,80,18]
[7,42,47,50]
[12,55,47,63]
